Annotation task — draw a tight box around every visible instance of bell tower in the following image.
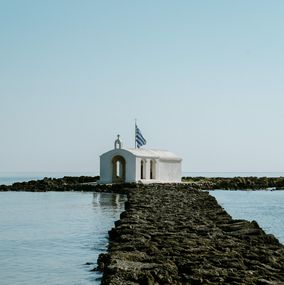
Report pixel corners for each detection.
[114,134,123,149]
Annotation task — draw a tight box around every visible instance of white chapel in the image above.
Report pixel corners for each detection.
[99,135,182,184]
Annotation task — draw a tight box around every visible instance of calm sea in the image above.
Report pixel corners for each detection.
[1,173,284,284]
[0,191,126,285]
[209,190,284,244]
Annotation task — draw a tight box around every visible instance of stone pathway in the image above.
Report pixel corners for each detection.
[98,185,284,285]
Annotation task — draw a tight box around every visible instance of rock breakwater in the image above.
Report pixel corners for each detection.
[182,176,284,190]
[2,176,284,192]
[98,184,284,284]
[0,176,99,192]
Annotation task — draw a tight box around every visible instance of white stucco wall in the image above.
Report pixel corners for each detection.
[99,149,136,183]
[99,147,182,184]
[134,157,181,183]
[135,158,159,182]
[157,160,182,182]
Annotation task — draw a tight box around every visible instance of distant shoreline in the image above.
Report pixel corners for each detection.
[0,176,100,192]
[182,176,284,190]
[0,175,284,191]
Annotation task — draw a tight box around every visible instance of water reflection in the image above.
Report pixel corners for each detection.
[89,192,127,282]
[92,193,127,210]
[0,192,127,285]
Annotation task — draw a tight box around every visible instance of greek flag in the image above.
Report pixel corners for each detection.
[135,124,146,148]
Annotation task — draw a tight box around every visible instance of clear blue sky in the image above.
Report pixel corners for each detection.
[1,1,284,174]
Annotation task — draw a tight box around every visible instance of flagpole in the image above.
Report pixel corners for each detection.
[135,118,137,148]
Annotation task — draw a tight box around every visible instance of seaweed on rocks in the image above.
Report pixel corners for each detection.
[98,184,284,285]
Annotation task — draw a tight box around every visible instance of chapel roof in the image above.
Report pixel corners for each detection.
[125,148,182,162]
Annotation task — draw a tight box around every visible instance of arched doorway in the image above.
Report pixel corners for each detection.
[112,156,126,183]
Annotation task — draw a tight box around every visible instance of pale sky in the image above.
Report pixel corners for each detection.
[1,1,284,174]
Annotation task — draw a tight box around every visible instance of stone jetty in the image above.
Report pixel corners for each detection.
[98,184,284,285]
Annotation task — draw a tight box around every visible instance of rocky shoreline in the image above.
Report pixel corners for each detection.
[0,176,100,192]
[182,176,284,190]
[1,176,284,192]
[98,184,284,284]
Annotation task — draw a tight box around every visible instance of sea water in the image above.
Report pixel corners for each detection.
[1,174,284,285]
[210,190,284,244]
[0,191,126,285]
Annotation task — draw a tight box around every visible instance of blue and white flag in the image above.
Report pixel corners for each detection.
[135,124,146,148]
